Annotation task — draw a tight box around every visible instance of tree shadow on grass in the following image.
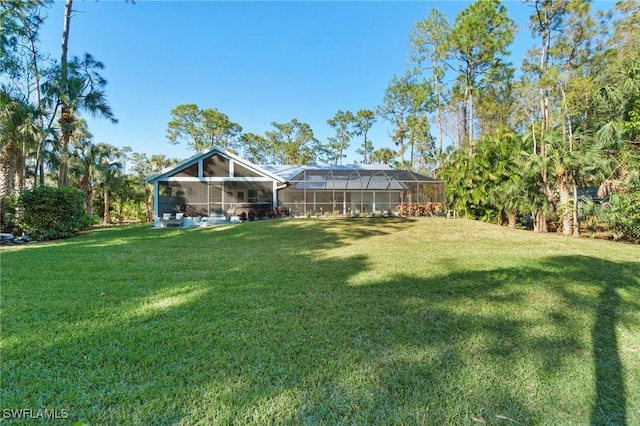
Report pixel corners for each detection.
[191,255,634,423]
[536,256,638,425]
[288,254,639,424]
[2,220,639,425]
[592,281,626,425]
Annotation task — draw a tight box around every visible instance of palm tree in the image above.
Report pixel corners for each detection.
[439,148,477,218]
[0,92,42,199]
[43,53,117,187]
[490,175,530,227]
[68,125,117,217]
[521,131,611,236]
[370,148,397,166]
[595,59,640,190]
[93,143,121,224]
[438,130,527,224]
[37,136,61,186]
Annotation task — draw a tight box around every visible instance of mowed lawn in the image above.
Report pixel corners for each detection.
[1,218,639,425]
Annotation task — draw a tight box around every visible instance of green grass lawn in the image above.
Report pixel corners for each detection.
[1,218,639,425]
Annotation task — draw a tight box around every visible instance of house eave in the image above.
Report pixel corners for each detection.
[142,146,286,184]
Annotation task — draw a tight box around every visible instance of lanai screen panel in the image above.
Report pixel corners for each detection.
[172,163,199,178]
[222,181,273,216]
[158,181,208,216]
[203,154,229,177]
[279,168,444,215]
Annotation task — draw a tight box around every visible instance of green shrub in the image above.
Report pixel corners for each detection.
[17,186,85,240]
[607,187,640,242]
[395,202,444,217]
[1,193,20,234]
[80,214,101,229]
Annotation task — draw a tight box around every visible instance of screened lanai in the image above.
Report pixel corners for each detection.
[145,147,445,226]
[263,165,445,216]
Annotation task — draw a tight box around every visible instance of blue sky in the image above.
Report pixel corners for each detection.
[37,1,555,164]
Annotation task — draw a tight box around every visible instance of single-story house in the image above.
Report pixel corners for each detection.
[143,146,445,227]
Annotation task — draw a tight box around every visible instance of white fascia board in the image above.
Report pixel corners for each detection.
[224,151,286,183]
[164,177,276,182]
[143,146,220,183]
[144,146,286,184]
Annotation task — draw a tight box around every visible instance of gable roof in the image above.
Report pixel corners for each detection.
[144,146,443,188]
[143,146,286,183]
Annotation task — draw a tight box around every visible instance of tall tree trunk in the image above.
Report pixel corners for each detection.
[363,133,369,164]
[16,146,25,192]
[398,112,406,165]
[536,90,550,234]
[468,84,474,145]
[558,176,572,236]
[1,141,21,199]
[561,83,581,238]
[26,18,45,187]
[463,87,470,153]
[58,124,72,187]
[36,112,59,186]
[433,60,444,156]
[530,118,537,156]
[58,0,73,187]
[103,186,110,224]
[409,137,414,169]
[0,143,15,200]
[535,23,551,234]
[534,210,548,233]
[81,171,92,215]
[87,189,93,217]
[61,0,72,73]
[572,181,580,237]
[460,101,468,151]
[146,190,154,222]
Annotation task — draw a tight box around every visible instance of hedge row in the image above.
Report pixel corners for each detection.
[395,203,443,216]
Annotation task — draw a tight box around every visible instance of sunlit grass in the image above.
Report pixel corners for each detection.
[1,218,639,424]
